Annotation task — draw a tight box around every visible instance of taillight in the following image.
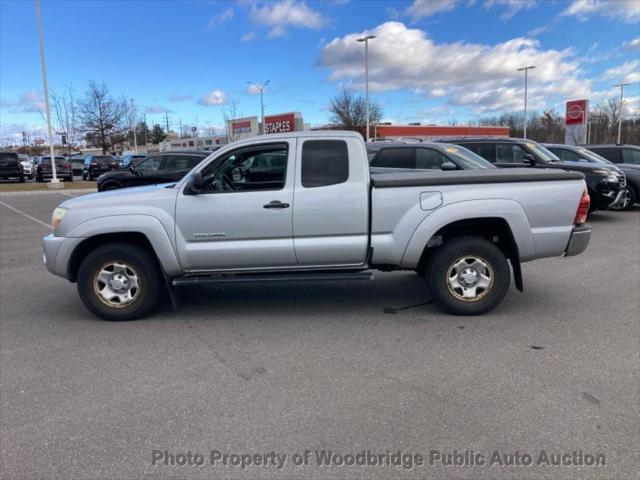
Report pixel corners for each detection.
[64,163,71,169]
[91,162,97,166]
[573,188,590,224]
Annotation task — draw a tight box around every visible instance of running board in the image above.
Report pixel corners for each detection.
[172,271,374,286]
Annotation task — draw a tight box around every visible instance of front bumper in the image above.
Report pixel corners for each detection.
[43,234,83,279]
[564,224,591,257]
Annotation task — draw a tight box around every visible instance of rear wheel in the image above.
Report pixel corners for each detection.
[427,236,510,315]
[77,242,162,321]
[623,185,637,210]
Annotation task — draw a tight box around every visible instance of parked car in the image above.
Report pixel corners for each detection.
[36,156,73,182]
[0,152,25,183]
[44,131,591,321]
[120,153,147,168]
[367,141,496,171]
[67,155,85,176]
[543,144,636,210]
[18,154,35,179]
[584,144,640,208]
[96,150,209,191]
[439,137,626,211]
[82,155,118,180]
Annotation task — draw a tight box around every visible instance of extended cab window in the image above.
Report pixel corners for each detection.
[301,140,349,188]
[370,148,414,169]
[201,144,288,192]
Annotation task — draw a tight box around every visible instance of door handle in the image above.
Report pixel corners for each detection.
[263,201,290,209]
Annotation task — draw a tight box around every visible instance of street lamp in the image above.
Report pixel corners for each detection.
[517,65,535,139]
[357,35,376,142]
[247,80,270,134]
[35,0,60,187]
[614,82,630,144]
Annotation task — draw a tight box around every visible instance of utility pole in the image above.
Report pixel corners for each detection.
[614,83,630,144]
[35,0,59,187]
[517,65,535,139]
[165,111,170,134]
[247,81,270,134]
[357,35,376,142]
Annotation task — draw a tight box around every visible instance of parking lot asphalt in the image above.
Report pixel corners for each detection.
[1,191,639,480]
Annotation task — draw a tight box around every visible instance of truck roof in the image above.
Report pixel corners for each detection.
[230,130,363,147]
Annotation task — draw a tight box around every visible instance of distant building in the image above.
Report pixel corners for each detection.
[159,134,228,151]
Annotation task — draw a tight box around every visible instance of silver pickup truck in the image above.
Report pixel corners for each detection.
[43,131,591,321]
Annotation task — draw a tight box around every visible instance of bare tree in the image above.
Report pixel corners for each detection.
[328,89,382,133]
[78,81,129,153]
[223,99,241,143]
[40,84,80,154]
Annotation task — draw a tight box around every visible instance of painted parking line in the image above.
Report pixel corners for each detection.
[0,200,51,229]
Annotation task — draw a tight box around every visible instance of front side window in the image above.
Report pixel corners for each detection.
[301,140,349,187]
[496,144,529,163]
[370,148,415,169]
[463,143,496,163]
[200,144,288,192]
[136,155,163,174]
[622,148,640,165]
[416,148,447,170]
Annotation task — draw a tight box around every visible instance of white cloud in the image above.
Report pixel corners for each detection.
[484,0,537,20]
[624,37,640,51]
[406,0,458,20]
[0,90,45,113]
[168,93,193,102]
[249,0,324,38]
[561,0,640,23]
[241,32,256,42]
[527,25,549,37]
[602,60,640,84]
[197,90,226,106]
[144,105,171,114]
[206,8,234,30]
[318,21,590,113]
[246,84,267,95]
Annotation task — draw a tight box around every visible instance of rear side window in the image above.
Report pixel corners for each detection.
[370,148,415,169]
[301,140,349,188]
[463,143,496,163]
[416,148,447,169]
[622,148,640,165]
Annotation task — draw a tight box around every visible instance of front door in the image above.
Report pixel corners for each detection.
[175,140,297,271]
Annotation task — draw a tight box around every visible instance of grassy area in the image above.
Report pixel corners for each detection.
[0,181,96,192]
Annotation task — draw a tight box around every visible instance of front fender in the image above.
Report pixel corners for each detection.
[399,199,535,269]
[65,215,182,276]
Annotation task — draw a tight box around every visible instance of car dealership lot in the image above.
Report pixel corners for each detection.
[1,191,638,479]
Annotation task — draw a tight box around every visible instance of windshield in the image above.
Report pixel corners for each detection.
[442,145,496,169]
[525,142,560,162]
[573,147,614,165]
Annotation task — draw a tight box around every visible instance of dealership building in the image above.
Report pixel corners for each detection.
[227,112,306,140]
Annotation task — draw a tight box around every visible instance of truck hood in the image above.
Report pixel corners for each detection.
[60,183,177,210]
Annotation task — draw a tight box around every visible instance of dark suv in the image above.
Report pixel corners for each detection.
[96,150,209,191]
[440,137,626,211]
[0,152,25,183]
[82,155,119,180]
[36,156,73,182]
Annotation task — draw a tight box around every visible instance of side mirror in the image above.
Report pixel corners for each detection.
[440,161,457,171]
[523,153,536,166]
[184,171,204,195]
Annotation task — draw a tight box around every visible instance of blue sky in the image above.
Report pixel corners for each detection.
[1,0,639,144]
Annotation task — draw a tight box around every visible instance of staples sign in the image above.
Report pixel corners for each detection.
[565,100,587,125]
[264,113,295,134]
[232,120,252,134]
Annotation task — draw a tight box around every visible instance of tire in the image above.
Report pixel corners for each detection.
[18,175,25,183]
[102,182,121,191]
[623,185,637,210]
[77,242,162,321]
[427,236,510,316]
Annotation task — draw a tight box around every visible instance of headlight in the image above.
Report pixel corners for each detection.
[592,169,608,175]
[51,207,68,230]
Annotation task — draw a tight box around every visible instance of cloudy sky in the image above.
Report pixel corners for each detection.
[1,0,639,143]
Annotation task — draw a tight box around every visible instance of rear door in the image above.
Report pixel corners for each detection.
[293,137,369,266]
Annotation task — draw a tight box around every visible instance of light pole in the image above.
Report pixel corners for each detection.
[614,82,630,144]
[357,35,376,142]
[247,80,270,134]
[517,65,535,139]
[130,99,138,153]
[35,0,59,186]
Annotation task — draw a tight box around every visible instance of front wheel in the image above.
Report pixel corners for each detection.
[427,236,510,315]
[77,242,162,321]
